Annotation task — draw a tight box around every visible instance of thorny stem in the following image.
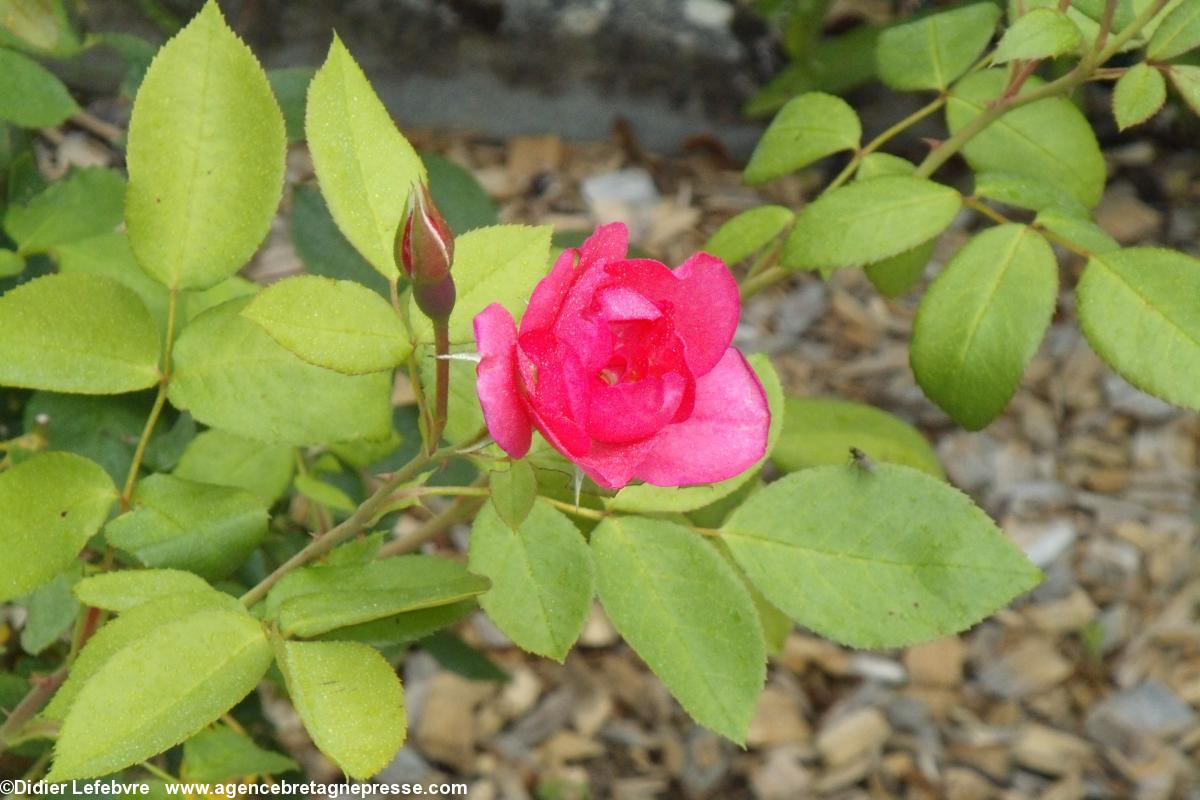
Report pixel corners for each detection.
[431,322,451,452]
[239,439,472,607]
[0,668,67,757]
[377,493,486,558]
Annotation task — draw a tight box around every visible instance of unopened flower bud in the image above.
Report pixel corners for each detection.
[396,183,456,320]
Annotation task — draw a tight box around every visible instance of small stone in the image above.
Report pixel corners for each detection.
[570,689,613,737]
[747,686,811,748]
[750,746,813,800]
[1085,681,1199,751]
[1104,373,1178,422]
[847,653,907,685]
[977,638,1073,699]
[1013,724,1093,776]
[816,707,890,767]
[577,603,619,647]
[942,766,996,800]
[681,727,731,797]
[1094,183,1163,243]
[904,638,966,687]
[1006,519,1077,569]
[415,672,494,771]
[539,730,604,765]
[495,665,541,721]
[1025,588,1099,634]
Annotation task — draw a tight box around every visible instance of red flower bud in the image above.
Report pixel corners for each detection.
[396,183,456,320]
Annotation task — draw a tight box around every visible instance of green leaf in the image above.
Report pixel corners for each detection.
[105,474,268,580]
[993,8,1083,63]
[275,640,405,780]
[591,516,765,743]
[24,392,152,483]
[409,224,553,344]
[182,724,298,781]
[911,225,1058,430]
[420,630,509,682]
[124,1,285,290]
[242,275,411,374]
[1077,247,1200,410]
[606,353,784,514]
[721,465,1042,648]
[74,569,223,613]
[44,591,239,720]
[772,396,943,478]
[265,556,490,637]
[468,501,592,661]
[865,239,936,298]
[876,3,1001,90]
[0,0,82,57]
[0,45,76,127]
[184,276,260,322]
[317,601,475,648]
[54,232,171,333]
[294,473,356,513]
[173,429,295,504]
[1148,0,1200,59]
[743,93,860,184]
[422,152,499,234]
[267,66,314,144]
[19,564,81,655]
[1035,207,1119,254]
[306,35,426,279]
[489,460,537,529]
[290,183,388,297]
[168,297,392,445]
[1067,0,1135,30]
[0,249,23,277]
[0,453,115,603]
[47,608,273,781]
[1113,63,1168,130]
[0,273,161,394]
[1168,64,1200,116]
[947,70,1105,208]
[856,152,916,180]
[973,171,1088,215]
[781,176,961,275]
[703,206,794,265]
[3,168,125,255]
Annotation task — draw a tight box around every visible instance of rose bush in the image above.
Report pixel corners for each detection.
[473,222,770,489]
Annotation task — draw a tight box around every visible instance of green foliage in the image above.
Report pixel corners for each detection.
[1077,248,1200,411]
[772,396,942,478]
[911,225,1059,430]
[422,152,499,233]
[243,275,412,374]
[468,501,593,661]
[592,516,765,743]
[1168,64,1200,115]
[267,67,315,143]
[702,205,794,264]
[1113,63,1167,130]
[1147,1,1200,59]
[105,474,269,579]
[947,71,1105,208]
[408,224,554,344]
[275,640,406,780]
[173,429,295,503]
[782,176,961,274]
[290,183,389,296]
[168,298,393,445]
[182,723,298,781]
[47,608,273,781]
[124,1,285,290]
[993,8,1083,63]
[743,93,860,184]
[0,453,114,602]
[722,466,1042,648]
[73,569,222,612]
[0,274,161,394]
[3,168,125,255]
[876,3,1001,90]
[0,45,76,127]
[19,564,81,655]
[306,35,426,279]
[489,460,538,529]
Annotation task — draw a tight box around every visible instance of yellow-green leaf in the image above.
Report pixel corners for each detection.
[743,93,860,184]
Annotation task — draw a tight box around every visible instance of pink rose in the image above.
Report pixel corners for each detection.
[473,223,769,490]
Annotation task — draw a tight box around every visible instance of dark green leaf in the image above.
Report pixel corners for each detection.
[183,723,298,781]
[876,3,1001,90]
[0,45,76,127]
[422,152,499,233]
[267,67,314,143]
[3,168,125,254]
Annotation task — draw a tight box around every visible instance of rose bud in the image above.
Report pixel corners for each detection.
[472,222,769,490]
[396,182,456,320]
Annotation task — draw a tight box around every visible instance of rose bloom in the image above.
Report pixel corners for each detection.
[473,223,769,490]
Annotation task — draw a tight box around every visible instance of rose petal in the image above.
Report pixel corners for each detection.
[517,333,592,457]
[585,372,686,444]
[633,348,769,486]
[520,222,629,336]
[474,304,533,458]
[574,439,660,490]
[604,252,739,376]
